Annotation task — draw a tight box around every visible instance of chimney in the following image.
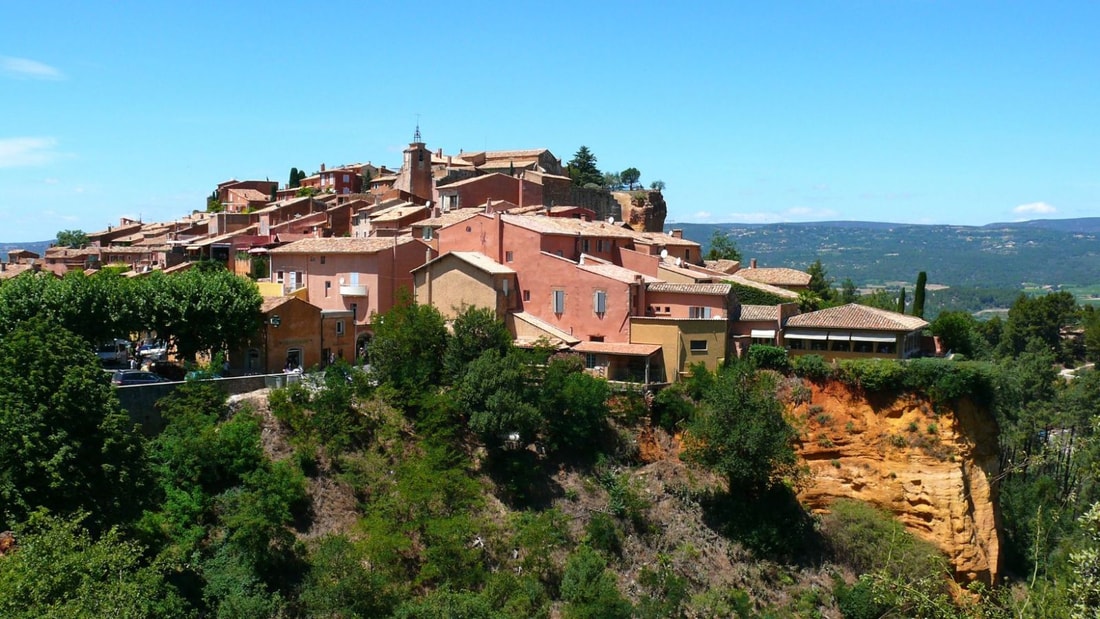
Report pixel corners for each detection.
[447,155,452,166]
[671,228,682,239]
[751,258,757,269]
[437,148,442,157]
[320,163,326,172]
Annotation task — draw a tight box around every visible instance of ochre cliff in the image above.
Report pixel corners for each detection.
[790,380,1001,584]
[614,190,667,232]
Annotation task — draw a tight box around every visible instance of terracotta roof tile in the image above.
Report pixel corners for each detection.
[270,236,418,254]
[646,282,732,296]
[738,304,779,321]
[786,303,929,331]
[736,267,811,286]
[726,274,800,299]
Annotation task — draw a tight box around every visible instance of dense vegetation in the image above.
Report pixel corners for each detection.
[3,266,1100,615]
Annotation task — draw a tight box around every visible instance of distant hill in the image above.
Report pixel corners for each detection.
[0,240,53,261]
[674,218,1100,289]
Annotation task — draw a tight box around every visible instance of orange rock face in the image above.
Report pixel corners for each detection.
[791,380,1001,584]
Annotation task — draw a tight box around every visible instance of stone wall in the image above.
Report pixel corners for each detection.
[614,191,667,232]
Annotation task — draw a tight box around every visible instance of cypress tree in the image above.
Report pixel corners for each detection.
[913,272,927,318]
[289,167,300,188]
[897,287,907,313]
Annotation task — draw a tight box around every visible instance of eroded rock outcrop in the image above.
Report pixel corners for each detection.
[791,380,1001,584]
[614,190,667,232]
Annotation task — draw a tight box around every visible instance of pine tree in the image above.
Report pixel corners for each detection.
[566,146,603,187]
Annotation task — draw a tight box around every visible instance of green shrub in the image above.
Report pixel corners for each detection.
[838,359,906,392]
[651,386,695,432]
[792,354,833,381]
[748,344,791,373]
[585,513,622,557]
[819,499,947,580]
[560,546,632,619]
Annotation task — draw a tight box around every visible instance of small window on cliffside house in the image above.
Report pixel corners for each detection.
[553,289,565,314]
[593,290,607,316]
[336,320,345,336]
[689,340,708,353]
[422,227,433,240]
[505,251,514,262]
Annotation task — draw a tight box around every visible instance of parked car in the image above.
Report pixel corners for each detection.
[137,341,168,361]
[97,339,131,366]
[111,370,168,386]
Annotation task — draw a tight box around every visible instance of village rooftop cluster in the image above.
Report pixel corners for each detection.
[1,132,929,382]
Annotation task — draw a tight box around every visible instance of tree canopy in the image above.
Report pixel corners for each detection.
[55,229,88,248]
[620,167,641,190]
[704,229,741,262]
[0,317,149,532]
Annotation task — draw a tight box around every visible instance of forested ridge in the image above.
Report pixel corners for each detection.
[2,269,1100,617]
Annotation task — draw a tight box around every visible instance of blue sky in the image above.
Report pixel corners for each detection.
[3,1,1098,242]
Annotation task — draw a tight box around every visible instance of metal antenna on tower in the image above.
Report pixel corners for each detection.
[414,114,421,142]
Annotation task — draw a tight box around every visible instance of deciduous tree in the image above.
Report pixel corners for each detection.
[0,318,149,532]
[55,229,88,248]
[704,229,741,262]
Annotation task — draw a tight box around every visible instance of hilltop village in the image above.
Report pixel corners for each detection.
[2,132,930,380]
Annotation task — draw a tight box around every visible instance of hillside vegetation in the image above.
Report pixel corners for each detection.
[3,282,1100,616]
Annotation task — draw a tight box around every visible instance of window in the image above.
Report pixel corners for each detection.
[597,239,611,253]
[505,250,514,262]
[422,226,433,240]
[581,239,591,253]
[350,303,358,321]
[275,270,284,283]
[523,290,531,302]
[320,256,326,264]
[585,353,598,369]
[552,289,565,314]
[325,281,331,297]
[689,306,712,319]
[593,290,607,315]
[336,320,345,336]
[285,348,302,370]
[685,249,691,261]
[502,278,510,296]
[689,340,708,353]
[787,339,805,350]
[343,174,349,183]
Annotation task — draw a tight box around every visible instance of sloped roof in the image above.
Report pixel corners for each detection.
[703,259,741,274]
[229,188,271,202]
[630,231,701,248]
[572,341,662,356]
[646,282,732,296]
[736,267,811,287]
[503,213,637,238]
[726,274,801,300]
[738,304,779,321]
[270,236,417,254]
[786,303,929,331]
[416,208,482,228]
[512,311,580,346]
[413,251,515,276]
[577,261,658,284]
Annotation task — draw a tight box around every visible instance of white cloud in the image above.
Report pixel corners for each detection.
[0,56,63,80]
[685,206,838,224]
[1013,201,1057,215]
[0,137,60,167]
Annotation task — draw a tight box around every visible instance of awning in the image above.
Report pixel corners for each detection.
[850,331,898,343]
[750,329,776,338]
[783,329,827,341]
[828,332,851,342]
